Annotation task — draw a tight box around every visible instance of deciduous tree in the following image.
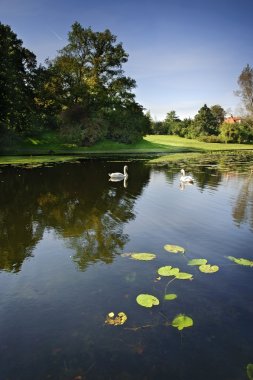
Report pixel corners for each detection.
[235,64,253,117]
[0,23,37,133]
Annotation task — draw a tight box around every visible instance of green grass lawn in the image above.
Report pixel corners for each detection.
[1,133,252,165]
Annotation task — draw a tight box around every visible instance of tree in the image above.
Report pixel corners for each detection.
[191,104,219,137]
[51,22,136,111]
[49,22,147,145]
[210,105,226,126]
[164,110,181,134]
[106,103,150,144]
[219,119,253,143]
[235,64,253,117]
[0,22,37,134]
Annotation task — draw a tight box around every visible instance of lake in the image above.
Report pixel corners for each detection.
[0,153,253,380]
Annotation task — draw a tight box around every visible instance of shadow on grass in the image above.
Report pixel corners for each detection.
[134,139,204,153]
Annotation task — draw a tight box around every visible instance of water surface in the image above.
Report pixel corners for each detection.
[0,155,253,380]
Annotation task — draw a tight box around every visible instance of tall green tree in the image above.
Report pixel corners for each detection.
[0,22,37,133]
[210,104,226,126]
[49,22,147,145]
[191,104,219,137]
[235,64,253,117]
[164,110,181,134]
[51,22,136,111]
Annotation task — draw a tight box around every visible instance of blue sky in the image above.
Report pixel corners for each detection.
[1,0,253,120]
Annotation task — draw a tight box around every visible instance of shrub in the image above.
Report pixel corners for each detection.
[198,135,222,143]
[59,105,107,146]
[219,121,253,143]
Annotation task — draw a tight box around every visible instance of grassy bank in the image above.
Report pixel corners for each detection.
[0,133,252,165]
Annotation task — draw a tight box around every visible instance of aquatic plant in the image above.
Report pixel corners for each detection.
[130,253,156,261]
[247,363,253,380]
[164,244,185,254]
[172,314,193,330]
[105,312,127,326]
[199,264,219,273]
[158,266,179,276]
[188,258,207,266]
[227,256,253,267]
[164,293,177,301]
[136,294,160,308]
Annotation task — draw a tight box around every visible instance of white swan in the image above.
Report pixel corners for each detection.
[180,169,194,183]
[109,165,128,180]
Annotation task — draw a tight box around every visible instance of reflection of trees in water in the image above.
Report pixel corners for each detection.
[0,169,44,272]
[163,165,223,190]
[232,174,253,230]
[0,161,150,272]
[162,151,253,191]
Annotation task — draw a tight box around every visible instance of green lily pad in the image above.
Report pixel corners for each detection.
[247,363,253,380]
[188,258,207,266]
[131,253,156,261]
[136,294,160,308]
[227,256,253,267]
[164,244,185,254]
[199,264,219,273]
[175,272,193,280]
[158,266,179,277]
[172,314,193,330]
[164,293,177,301]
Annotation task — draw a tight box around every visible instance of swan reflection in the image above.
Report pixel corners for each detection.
[179,181,194,191]
[109,177,128,188]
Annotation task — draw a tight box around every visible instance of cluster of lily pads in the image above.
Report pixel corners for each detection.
[105,244,253,333]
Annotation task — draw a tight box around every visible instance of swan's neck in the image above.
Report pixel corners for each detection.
[124,167,128,175]
[181,169,185,176]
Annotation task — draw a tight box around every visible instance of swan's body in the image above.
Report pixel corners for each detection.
[180,169,194,183]
[109,165,128,179]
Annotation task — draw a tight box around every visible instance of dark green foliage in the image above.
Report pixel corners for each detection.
[0,22,149,146]
[0,22,37,134]
[60,105,108,146]
[106,103,150,144]
[150,120,168,135]
[164,111,181,135]
[47,22,147,144]
[210,104,226,125]
[50,22,136,111]
[191,104,219,137]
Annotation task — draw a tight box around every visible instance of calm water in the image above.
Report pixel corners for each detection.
[0,154,253,380]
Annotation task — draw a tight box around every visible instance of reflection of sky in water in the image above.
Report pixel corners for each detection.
[125,169,253,263]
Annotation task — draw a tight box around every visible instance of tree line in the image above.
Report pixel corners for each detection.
[1,21,253,147]
[0,21,150,146]
[149,101,253,144]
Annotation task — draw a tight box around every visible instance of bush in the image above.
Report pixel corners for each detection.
[106,105,150,144]
[197,135,222,143]
[219,121,253,143]
[59,105,107,146]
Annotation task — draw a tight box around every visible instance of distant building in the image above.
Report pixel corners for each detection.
[224,115,242,124]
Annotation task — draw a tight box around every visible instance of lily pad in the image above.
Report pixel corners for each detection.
[136,294,160,308]
[188,258,207,266]
[164,244,185,254]
[172,314,193,330]
[199,264,219,273]
[105,311,127,326]
[176,272,193,280]
[164,293,177,301]
[227,256,253,267]
[158,266,179,277]
[247,363,253,380]
[131,253,156,261]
